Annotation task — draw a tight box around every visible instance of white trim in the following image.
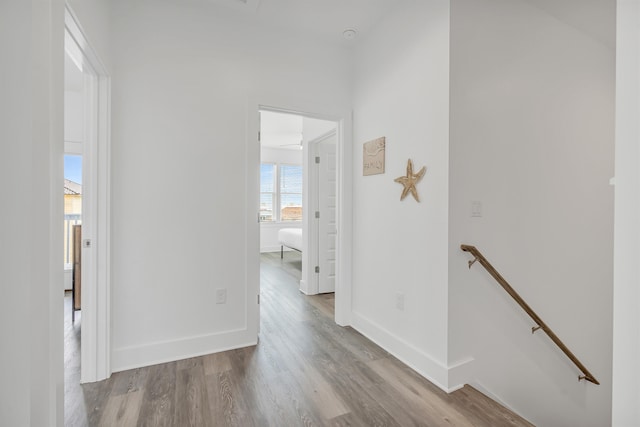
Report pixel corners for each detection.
[64,140,82,154]
[351,311,473,393]
[112,328,256,373]
[96,74,112,380]
[302,137,319,294]
[447,357,475,391]
[64,6,108,75]
[334,115,352,326]
[65,4,111,383]
[246,102,261,340]
[80,69,98,383]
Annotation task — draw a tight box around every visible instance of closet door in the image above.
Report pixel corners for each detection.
[317,139,337,294]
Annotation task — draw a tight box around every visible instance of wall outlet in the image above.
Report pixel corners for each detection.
[396,293,405,311]
[216,289,227,304]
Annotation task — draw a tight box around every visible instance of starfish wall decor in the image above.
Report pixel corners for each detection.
[394,159,427,202]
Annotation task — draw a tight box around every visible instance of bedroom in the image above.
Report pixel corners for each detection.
[259,109,338,301]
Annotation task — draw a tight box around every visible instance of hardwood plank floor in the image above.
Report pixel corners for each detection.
[64,251,534,426]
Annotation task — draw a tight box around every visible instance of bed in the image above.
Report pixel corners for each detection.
[278,228,302,258]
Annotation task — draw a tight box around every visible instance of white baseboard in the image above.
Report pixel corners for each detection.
[351,311,473,393]
[111,328,256,373]
[468,380,532,424]
[298,279,319,296]
[447,356,475,391]
[299,279,309,294]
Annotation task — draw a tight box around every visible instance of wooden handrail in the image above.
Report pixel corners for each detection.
[460,244,600,385]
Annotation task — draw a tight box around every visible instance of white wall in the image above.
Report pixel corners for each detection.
[0,1,64,426]
[109,0,351,371]
[352,0,452,388]
[612,1,640,425]
[448,0,615,425]
[260,146,303,252]
[64,90,83,144]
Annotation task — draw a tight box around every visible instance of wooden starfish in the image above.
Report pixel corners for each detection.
[394,159,426,202]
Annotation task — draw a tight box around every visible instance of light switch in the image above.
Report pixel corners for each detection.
[216,289,227,304]
[471,201,483,218]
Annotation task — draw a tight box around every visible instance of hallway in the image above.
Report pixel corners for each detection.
[64,252,532,426]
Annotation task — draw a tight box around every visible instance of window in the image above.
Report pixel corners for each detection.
[260,163,275,222]
[64,155,82,267]
[279,164,303,221]
[260,162,302,222]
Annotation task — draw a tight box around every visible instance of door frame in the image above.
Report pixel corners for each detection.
[65,4,112,383]
[249,101,352,327]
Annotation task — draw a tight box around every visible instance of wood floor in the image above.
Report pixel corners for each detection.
[64,251,534,426]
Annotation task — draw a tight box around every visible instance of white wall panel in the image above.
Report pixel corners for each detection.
[449,0,615,424]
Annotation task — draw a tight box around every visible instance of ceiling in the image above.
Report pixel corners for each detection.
[203,0,407,46]
[260,110,336,150]
[202,0,614,49]
[521,0,615,48]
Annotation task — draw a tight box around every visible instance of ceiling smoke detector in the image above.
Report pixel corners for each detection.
[214,0,260,12]
[342,29,357,40]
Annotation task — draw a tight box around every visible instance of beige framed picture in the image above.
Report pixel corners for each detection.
[363,137,386,176]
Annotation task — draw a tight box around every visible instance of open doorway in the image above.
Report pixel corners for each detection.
[258,108,338,315]
[63,40,85,424]
[64,4,112,392]
[63,4,113,420]
[63,47,84,307]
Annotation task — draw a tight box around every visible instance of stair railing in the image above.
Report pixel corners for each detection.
[461,244,599,385]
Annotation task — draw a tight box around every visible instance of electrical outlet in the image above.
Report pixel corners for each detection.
[216,289,227,304]
[396,293,405,311]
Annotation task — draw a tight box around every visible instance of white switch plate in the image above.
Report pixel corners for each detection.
[471,201,483,217]
[396,293,405,311]
[216,289,227,304]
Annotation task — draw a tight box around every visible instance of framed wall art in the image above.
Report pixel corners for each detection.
[363,137,386,176]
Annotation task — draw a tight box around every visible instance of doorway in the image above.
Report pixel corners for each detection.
[64,4,111,386]
[258,108,339,315]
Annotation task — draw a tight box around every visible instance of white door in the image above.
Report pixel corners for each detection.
[317,137,337,293]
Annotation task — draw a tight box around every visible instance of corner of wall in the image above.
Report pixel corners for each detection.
[351,311,464,392]
[446,357,475,392]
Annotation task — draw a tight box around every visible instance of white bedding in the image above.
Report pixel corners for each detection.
[278,228,303,252]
